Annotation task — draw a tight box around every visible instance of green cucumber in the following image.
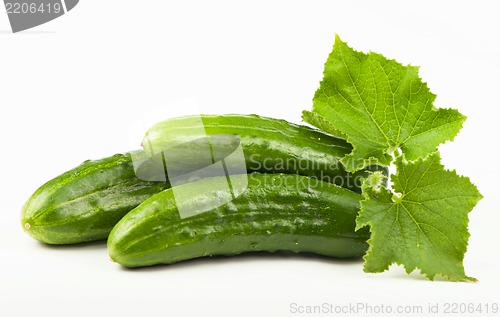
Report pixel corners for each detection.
[21,151,170,244]
[142,114,386,193]
[108,173,369,268]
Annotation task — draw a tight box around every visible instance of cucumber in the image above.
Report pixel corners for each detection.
[142,114,386,193]
[108,173,369,268]
[21,151,170,244]
[22,115,385,245]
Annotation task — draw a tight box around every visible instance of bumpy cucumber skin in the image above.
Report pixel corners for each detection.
[142,114,386,193]
[21,151,170,244]
[108,173,370,268]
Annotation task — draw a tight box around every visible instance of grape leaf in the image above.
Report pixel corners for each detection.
[304,35,466,172]
[356,153,482,281]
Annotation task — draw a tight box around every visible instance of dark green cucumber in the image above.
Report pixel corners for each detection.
[108,173,369,268]
[142,114,386,193]
[21,151,170,244]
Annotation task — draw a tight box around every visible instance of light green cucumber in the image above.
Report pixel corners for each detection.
[21,151,170,244]
[142,114,387,194]
[108,173,369,267]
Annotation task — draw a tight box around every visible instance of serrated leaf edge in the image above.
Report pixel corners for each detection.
[356,153,483,282]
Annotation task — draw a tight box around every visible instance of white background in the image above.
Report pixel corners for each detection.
[1,1,499,316]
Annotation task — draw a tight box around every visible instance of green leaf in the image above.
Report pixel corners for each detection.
[356,153,482,281]
[301,110,347,139]
[304,35,466,172]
